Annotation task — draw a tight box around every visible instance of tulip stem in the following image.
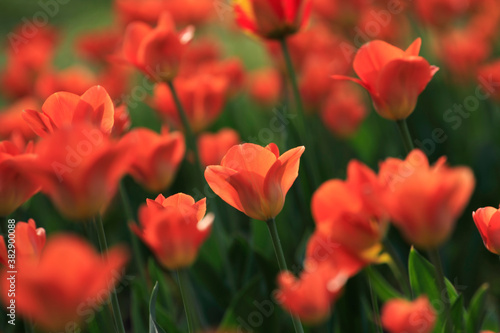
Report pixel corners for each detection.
[366,272,383,333]
[95,216,127,333]
[176,269,196,333]
[382,239,412,297]
[166,80,203,175]
[395,119,414,153]
[266,218,305,333]
[427,249,452,333]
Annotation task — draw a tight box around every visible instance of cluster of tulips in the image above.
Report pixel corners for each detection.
[1,0,500,332]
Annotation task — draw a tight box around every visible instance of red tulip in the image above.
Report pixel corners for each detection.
[24,124,131,220]
[23,85,116,137]
[0,234,128,332]
[122,11,194,82]
[234,0,312,39]
[332,38,438,120]
[0,97,39,142]
[34,66,97,100]
[76,29,122,64]
[0,140,39,216]
[205,143,304,221]
[472,206,500,255]
[198,128,240,167]
[478,60,500,102]
[0,219,45,267]
[151,73,229,133]
[276,262,347,324]
[131,193,213,269]
[247,68,281,106]
[122,128,185,192]
[379,149,475,249]
[381,296,436,333]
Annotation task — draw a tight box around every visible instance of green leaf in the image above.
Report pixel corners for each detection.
[465,283,489,333]
[149,281,167,333]
[450,294,465,333]
[366,267,404,302]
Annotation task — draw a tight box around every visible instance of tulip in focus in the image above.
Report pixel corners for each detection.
[472,206,500,255]
[131,193,213,269]
[0,219,45,266]
[381,296,436,333]
[122,128,185,192]
[205,143,304,221]
[332,38,438,120]
[123,11,194,82]
[197,128,240,167]
[234,0,312,39]
[379,149,475,249]
[0,234,128,332]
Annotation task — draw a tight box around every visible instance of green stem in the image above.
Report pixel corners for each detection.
[427,249,452,333]
[366,273,383,333]
[266,218,304,333]
[382,239,412,297]
[95,216,127,333]
[24,319,34,333]
[176,270,196,333]
[166,80,203,175]
[119,183,147,284]
[395,119,414,153]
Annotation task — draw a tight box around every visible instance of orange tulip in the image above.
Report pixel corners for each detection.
[25,124,131,220]
[131,193,213,269]
[311,160,388,263]
[472,206,500,255]
[0,140,39,216]
[381,296,436,333]
[0,219,45,267]
[122,11,194,82]
[23,85,115,137]
[205,143,304,221]
[379,149,475,249]
[197,128,240,167]
[151,73,229,133]
[234,0,312,39]
[0,234,128,332]
[121,128,185,192]
[332,38,439,120]
[276,262,347,324]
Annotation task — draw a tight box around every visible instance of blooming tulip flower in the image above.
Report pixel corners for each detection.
[122,128,185,192]
[122,11,194,82]
[0,219,45,267]
[205,143,304,221]
[472,206,500,255]
[234,0,312,39]
[23,85,115,137]
[197,128,240,167]
[381,296,436,333]
[24,124,131,220]
[0,234,128,332]
[379,149,475,249]
[332,38,439,120]
[131,193,213,269]
[0,140,39,216]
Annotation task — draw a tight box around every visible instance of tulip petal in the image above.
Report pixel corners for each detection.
[404,38,422,56]
[22,109,56,138]
[41,91,80,128]
[74,86,115,133]
[123,22,152,65]
[205,165,245,214]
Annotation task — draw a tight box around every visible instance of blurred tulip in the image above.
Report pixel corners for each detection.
[151,74,229,133]
[205,143,304,221]
[24,124,131,220]
[247,68,281,106]
[333,38,438,120]
[311,160,388,263]
[0,98,39,141]
[414,0,471,28]
[122,11,194,82]
[111,105,132,137]
[379,149,475,249]
[131,193,213,269]
[76,29,122,64]
[234,0,312,39]
[122,128,185,192]
[472,206,500,255]
[34,66,97,100]
[198,128,240,167]
[381,296,436,333]
[320,83,367,138]
[478,60,500,102]
[0,141,39,216]
[276,262,347,324]
[0,219,45,266]
[23,85,115,137]
[0,234,128,332]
